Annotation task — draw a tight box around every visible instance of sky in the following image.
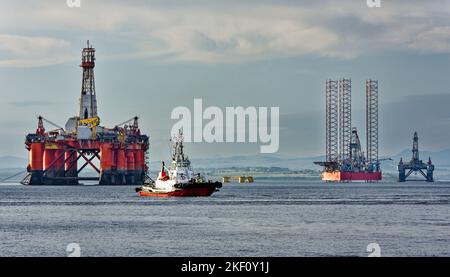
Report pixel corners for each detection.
[0,0,449,161]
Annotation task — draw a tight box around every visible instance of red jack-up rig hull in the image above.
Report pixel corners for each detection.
[321,171,382,181]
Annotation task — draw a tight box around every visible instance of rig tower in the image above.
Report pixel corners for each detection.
[79,40,98,120]
[366,80,379,172]
[325,80,339,164]
[339,78,352,162]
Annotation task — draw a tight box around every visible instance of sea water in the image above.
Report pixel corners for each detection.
[0,180,449,256]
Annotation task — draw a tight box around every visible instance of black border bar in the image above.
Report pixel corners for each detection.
[1,257,450,275]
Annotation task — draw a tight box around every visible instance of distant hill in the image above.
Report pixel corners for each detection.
[149,153,325,171]
[2,148,450,172]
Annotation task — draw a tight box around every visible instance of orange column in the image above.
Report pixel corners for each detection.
[54,149,65,177]
[126,146,135,184]
[43,148,55,178]
[134,147,144,184]
[29,142,44,184]
[100,143,113,171]
[100,143,113,185]
[30,143,43,171]
[137,149,144,171]
[111,146,117,171]
[116,148,126,184]
[110,146,118,184]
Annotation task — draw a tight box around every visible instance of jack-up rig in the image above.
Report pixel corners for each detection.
[314,79,382,181]
[21,41,149,185]
[397,132,434,182]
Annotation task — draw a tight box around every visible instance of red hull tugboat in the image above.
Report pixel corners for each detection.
[136,129,222,197]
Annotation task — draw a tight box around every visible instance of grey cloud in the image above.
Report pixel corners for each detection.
[381,93,450,152]
[9,100,55,107]
[2,1,450,65]
[0,34,74,67]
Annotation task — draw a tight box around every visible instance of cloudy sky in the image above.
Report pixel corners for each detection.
[0,0,449,161]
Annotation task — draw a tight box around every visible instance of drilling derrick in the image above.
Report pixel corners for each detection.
[349,127,366,172]
[22,41,150,186]
[314,78,382,182]
[79,41,98,120]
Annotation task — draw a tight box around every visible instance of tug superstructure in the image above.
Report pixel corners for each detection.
[136,130,222,197]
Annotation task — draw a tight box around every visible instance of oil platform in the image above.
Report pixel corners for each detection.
[398,132,434,182]
[314,79,382,181]
[21,41,149,185]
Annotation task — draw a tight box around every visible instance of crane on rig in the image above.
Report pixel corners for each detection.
[38,115,64,132]
[114,116,139,128]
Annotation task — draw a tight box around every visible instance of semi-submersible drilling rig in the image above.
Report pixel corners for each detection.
[397,132,434,182]
[22,41,149,185]
[314,79,382,181]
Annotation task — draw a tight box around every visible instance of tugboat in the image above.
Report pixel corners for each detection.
[135,129,222,197]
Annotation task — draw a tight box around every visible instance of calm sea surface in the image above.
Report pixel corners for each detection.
[0,181,449,256]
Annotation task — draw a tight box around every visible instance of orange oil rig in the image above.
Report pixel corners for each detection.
[21,41,149,185]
